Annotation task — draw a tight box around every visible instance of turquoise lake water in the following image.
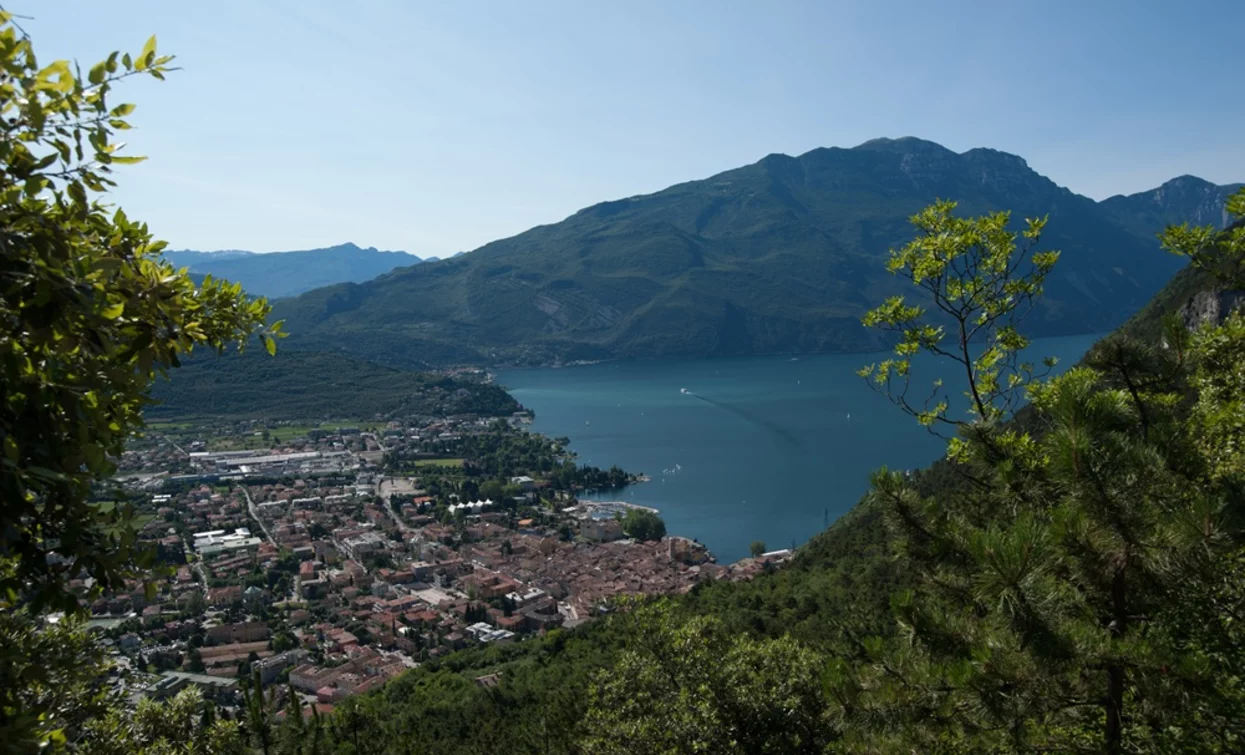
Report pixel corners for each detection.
[498,333,1101,563]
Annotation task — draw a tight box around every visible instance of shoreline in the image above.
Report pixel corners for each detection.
[464,328,1114,376]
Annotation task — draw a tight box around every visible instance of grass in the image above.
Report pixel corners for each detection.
[321,421,369,430]
[148,420,195,430]
[147,416,383,453]
[414,457,466,468]
[266,425,320,441]
[207,436,272,452]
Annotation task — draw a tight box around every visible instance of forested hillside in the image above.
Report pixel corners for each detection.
[148,350,518,421]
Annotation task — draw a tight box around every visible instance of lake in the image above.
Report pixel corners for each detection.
[498,333,1101,563]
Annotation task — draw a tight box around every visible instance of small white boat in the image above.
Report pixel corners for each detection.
[680,388,690,394]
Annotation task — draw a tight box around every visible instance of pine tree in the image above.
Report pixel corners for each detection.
[241,667,276,755]
[830,194,1245,752]
[276,682,305,755]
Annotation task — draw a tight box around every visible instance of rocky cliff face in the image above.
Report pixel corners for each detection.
[1180,287,1245,329]
[1176,218,1245,330]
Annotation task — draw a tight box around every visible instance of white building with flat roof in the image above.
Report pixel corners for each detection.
[192,528,258,556]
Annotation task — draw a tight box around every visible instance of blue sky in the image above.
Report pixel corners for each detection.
[20,1,1245,257]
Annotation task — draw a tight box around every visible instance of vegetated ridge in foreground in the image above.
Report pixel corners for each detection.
[271,138,1240,367]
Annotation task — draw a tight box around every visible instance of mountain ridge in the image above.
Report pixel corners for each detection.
[1101,174,1244,235]
[268,139,1241,368]
[164,243,421,299]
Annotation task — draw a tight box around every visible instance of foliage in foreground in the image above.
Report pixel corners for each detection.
[0,16,278,614]
[580,601,831,755]
[84,687,245,755]
[0,16,274,751]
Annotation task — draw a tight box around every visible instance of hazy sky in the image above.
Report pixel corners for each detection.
[19,1,1245,256]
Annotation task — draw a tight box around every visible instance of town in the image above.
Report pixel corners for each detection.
[93,397,791,714]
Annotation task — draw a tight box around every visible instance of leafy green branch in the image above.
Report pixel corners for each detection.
[859,200,1060,437]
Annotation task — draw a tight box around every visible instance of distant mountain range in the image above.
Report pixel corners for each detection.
[164,243,422,299]
[261,138,1240,367]
[1100,175,1243,237]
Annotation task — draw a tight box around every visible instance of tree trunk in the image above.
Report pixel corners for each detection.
[1106,563,1127,754]
[1106,662,1124,754]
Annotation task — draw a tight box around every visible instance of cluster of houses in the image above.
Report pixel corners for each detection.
[98,420,792,712]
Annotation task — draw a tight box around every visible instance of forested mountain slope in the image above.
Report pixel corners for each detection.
[148,350,517,421]
[270,138,1236,367]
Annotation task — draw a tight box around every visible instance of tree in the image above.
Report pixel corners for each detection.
[858,199,1059,431]
[187,647,205,674]
[0,15,280,613]
[275,683,306,755]
[580,600,832,754]
[0,17,278,747]
[241,667,276,755]
[185,590,206,617]
[622,509,666,541]
[85,687,245,755]
[479,479,505,502]
[270,631,297,653]
[749,540,767,558]
[0,601,113,752]
[829,197,1245,753]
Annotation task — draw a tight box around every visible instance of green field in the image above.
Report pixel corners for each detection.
[206,435,272,452]
[145,418,384,454]
[413,457,466,468]
[147,420,195,430]
[266,425,321,440]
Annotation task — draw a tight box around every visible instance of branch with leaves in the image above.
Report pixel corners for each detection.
[858,200,1060,435]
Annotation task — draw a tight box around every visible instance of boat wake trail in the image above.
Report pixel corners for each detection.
[690,393,802,448]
